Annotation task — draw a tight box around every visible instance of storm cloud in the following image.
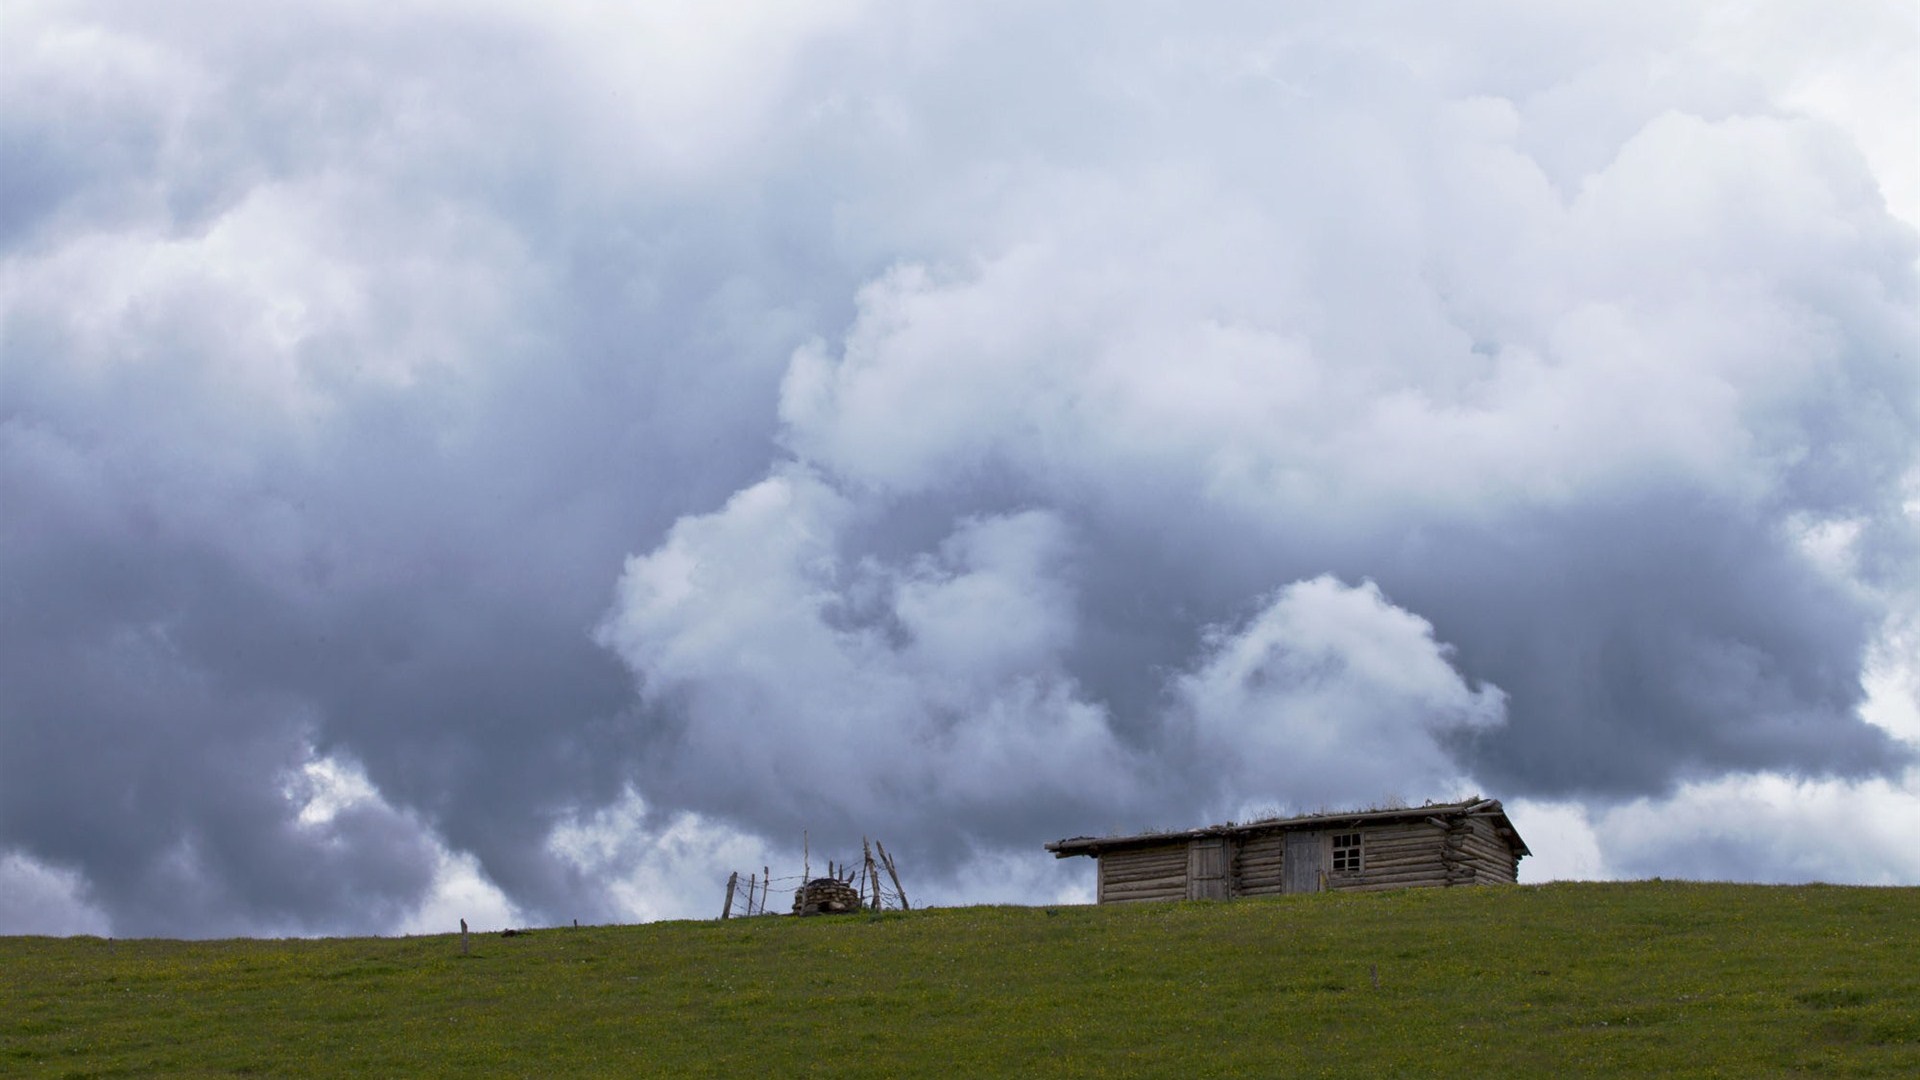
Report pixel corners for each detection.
[1,1,1915,936]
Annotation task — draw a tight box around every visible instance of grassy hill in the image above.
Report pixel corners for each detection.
[5,881,1918,1077]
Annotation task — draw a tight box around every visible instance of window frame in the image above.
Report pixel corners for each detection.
[1331,831,1363,874]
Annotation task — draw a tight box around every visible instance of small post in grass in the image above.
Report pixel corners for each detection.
[863,838,879,911]
[460,918,469,956]
[722,871,739,919]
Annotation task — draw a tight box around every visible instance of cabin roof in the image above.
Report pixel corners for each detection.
[1045,797,1530,859]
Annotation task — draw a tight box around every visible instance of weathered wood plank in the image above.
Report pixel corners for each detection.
[1360,850,1443,865]
[1098,868,1182,887]
[1360,859,1444,873]
[1364,843,1442,856]
[1367,824,1437,840]
[1104,849,1187,865]
[1098,883,1182,899]
[1103,855,1186,871]
[1367,835,1442,850]
[1104,846,1186,863]
[1351,860,1451,880]
[1103,873,1188,889]
[1104,866,1190,884]
[1455,841,1514,866]
[1336,878,1452,893]
[1102,864,1188,883]
[1104,885,1187,898]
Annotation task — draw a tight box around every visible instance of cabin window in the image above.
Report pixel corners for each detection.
[1331,832,1362,873]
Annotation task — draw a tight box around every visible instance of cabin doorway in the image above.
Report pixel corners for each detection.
[1188,838,1229,900]
[1283,831,1323,893]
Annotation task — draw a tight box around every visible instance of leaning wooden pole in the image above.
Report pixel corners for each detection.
[721,871,739,919]
[876,840,908,911]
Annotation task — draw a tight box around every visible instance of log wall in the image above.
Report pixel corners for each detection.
[1451,816,1519,884]
[1097,843,1188,904]
[1331,821,1452,893]
[1088,815,1522,903]
[1233,832,1286,896]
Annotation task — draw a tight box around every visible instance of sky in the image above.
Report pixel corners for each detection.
[1,0,1916,938]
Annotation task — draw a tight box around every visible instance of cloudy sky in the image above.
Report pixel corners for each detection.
[2,0,1916,938]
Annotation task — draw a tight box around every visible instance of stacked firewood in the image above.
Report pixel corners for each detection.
[791,877,862,916]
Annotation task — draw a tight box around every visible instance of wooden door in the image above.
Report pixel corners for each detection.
[1188,838,1229,900]
[1283,831,1323,894]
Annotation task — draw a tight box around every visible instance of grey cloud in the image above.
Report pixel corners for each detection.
[1,0,871,933]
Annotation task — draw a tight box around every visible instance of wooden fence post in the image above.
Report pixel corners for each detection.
[722,871,739,919]
[876,841,908,911]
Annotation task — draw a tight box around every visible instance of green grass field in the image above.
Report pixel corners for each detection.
[4,881,1917,1077]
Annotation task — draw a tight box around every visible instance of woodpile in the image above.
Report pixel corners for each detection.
[721,836,910,918]
[792,877,862,916]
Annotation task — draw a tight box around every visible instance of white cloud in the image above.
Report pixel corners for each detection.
[393,848,523,936]
[547,788,777,923]
[597,467,1141,845]
[1520,769,1920,885]
[1175,577,1505,814]
[778,104,1910,531]
[1507,800,1609,883]
[285,754,523,936]
[0,851,112,937]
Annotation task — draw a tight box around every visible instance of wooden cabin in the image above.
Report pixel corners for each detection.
[1045,798,1529,903]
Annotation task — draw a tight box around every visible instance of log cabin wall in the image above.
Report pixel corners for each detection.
[1330,821,1452,893]
[1233,831,1286,896]
[1052,797,1530,904]
[1096,842,1188,904]
[1095,820,1507,900]
[1451,816,1519,884]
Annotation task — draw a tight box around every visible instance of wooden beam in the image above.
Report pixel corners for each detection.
[877,840,909,911]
